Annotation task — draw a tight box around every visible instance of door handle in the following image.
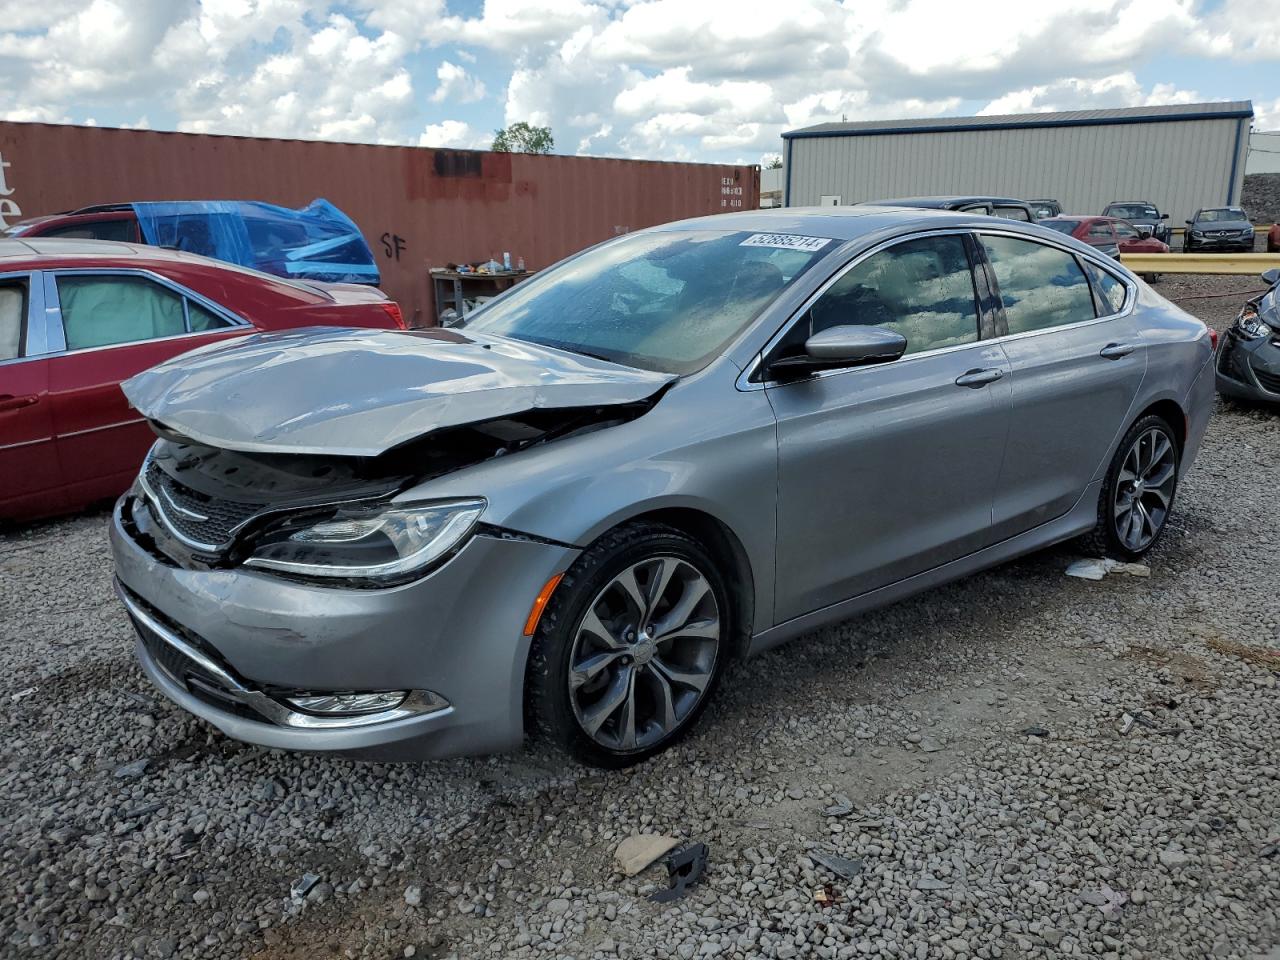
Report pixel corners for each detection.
[1099,342,1136,360]
[955,368,1004,388]
[0,394,39,412]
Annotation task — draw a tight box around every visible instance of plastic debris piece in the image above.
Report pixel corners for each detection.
[823,795,855,817]
[1066,558,1152,581]
[809,850,864,881]
[615,833,679,877]
[814,884,843,905]
[291,873,320,900]
[650,843,709,902]
[1021,725,1050,737]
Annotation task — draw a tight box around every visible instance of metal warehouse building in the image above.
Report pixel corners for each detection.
[783,101,1253,224]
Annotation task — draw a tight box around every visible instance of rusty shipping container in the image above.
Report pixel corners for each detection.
[0,122,759,326]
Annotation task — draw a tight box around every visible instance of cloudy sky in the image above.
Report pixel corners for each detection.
[0,0,1277,165]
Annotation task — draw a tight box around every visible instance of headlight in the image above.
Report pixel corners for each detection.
[245,499,485,580]
[1236,304,1273,339]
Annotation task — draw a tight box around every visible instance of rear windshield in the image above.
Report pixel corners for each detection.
[1040,220,1081,234]
[463,229,832,375]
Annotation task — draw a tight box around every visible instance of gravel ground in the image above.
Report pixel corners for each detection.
[2,277,1278,960]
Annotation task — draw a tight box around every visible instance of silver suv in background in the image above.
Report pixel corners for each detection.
[111,208,1216,768]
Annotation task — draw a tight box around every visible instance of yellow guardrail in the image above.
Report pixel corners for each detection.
[1119,252,1280,275]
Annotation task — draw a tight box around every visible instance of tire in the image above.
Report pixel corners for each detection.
[1079,414,1180,560]
[526,521,731,768]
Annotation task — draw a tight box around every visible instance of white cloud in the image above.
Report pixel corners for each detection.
[978,73,1203,116]
[0,0,1276,165]
[417,119,491,149]
[431,60,486,103]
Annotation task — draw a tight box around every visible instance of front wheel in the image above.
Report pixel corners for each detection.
[526,522,730,767]
[1080,415,1180,560]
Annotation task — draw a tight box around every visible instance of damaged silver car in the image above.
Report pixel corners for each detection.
[111,208,1216,767]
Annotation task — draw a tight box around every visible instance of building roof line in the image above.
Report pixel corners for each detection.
[783,101,1254,141]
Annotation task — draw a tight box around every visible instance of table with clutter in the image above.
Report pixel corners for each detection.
[430,255,534,326]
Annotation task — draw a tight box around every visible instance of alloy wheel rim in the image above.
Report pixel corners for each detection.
[568,556,720,752]
[1113,427,1177,552]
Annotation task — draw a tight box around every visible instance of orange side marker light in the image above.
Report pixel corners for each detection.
[523,573,564,637]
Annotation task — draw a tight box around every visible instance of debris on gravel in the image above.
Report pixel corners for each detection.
[1,274,1277,959]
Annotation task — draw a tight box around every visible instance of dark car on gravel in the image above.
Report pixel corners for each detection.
[1103,201,1171,244]
[1216,268,1280,404]
[1183,207,1255,252]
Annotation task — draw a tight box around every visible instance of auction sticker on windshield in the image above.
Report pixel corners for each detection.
[739,234,831,252]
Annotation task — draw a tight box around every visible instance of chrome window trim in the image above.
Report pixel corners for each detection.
[0,269,46,365]
[43,267,249,358]
[739,225,1138,391]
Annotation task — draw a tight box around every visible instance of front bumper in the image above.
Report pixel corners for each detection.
[1215,327,1280,405]
[110,497,579,759]
[1184,235,1254,251]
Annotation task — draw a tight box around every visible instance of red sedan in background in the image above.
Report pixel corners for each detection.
[1039,215,1171,257]
[1,238,405,522]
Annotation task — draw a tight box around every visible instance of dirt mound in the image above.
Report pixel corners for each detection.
[1243,173,1280,224]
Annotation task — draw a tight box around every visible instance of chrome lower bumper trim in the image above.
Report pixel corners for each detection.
[115,579,450,729]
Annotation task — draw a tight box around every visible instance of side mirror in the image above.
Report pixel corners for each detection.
[1262,268,1280,287]
[1160,213,1169,220]
[768,325,908,377]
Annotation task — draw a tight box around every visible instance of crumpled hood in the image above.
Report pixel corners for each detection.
[122,327,676,457]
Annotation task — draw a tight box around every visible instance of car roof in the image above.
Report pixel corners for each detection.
[1106,201,1156,206]
[863,195,1030,208]
[653,205,1045,242]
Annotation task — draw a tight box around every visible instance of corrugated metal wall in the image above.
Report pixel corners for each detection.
[0,123,759,325]
[786,116,1249,224]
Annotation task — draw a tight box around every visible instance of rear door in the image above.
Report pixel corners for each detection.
[766,231,1011,622]
[0,271,64,520]
[979,232,1146,540]
[44,270,248,507]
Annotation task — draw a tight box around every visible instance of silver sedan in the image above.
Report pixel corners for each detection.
[111,207,1216,767]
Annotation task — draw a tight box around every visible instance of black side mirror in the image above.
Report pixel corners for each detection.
[1262,268,1280,287]
[1185,219,1193,225]
[768,324,908,377]
[1160,213,1169,220]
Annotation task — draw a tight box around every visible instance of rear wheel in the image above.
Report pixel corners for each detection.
[527,522,730,767]
[1080,415,1180,559]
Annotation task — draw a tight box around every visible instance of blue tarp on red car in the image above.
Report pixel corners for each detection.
[133,198,380,285]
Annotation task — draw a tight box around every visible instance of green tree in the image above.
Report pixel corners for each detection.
[763,153,783,169]
[491,122,554,154]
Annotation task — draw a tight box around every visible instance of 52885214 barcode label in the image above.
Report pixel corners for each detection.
[739,234,831,252]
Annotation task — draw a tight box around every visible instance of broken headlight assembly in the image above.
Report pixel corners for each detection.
[1236,303,1274,340]
[244,498,485,581]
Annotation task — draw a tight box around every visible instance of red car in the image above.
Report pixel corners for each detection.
[1268,222,1279,253]
[1039,215,1171,257]
[0,238,405,522]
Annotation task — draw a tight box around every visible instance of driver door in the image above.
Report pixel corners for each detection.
[764,232,1011,623]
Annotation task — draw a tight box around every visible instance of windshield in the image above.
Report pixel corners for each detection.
[1198,208,1246,222]
[1041,219,1081,234]
[1106,204,1158,219]
[462,229,831,374]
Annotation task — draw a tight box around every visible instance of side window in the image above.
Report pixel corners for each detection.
[807,234,979,356]
[1085,262,1128,316]
[1087,221,1116,241]
[187,300,234,332]
[0,280,27,361]
[994,205,1031,222]
[1113,222,1139,241]
[42,220,137,243]
[981,235,1096,335]
[57,275,187,350]
[959,204,991,215]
